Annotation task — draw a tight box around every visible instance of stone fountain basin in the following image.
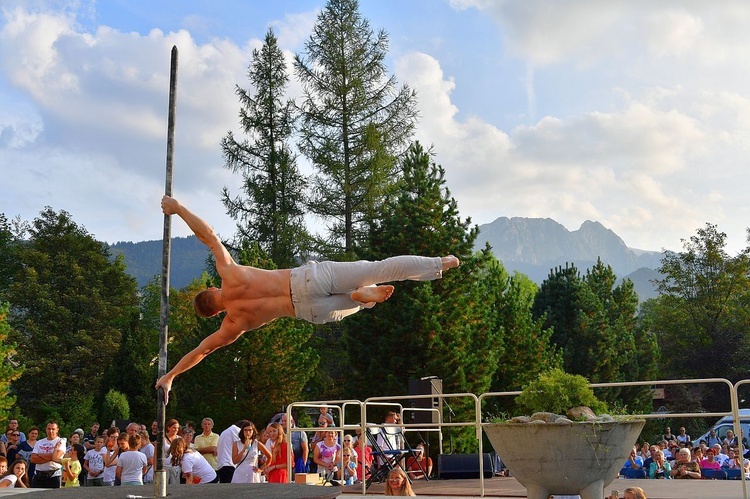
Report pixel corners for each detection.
[484,420,645,499]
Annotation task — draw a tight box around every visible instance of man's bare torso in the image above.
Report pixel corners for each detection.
[220,265,295,332]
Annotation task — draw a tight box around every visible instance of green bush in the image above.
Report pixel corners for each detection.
[101,389,130,425]
[516,368,608,416]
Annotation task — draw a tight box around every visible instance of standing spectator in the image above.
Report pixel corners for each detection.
[662,427,676,445]
[676,427,690,446]
[319,406,335,427]
[724,430,739,447]
[281,414,308,475]
[149,420,159,444]
[126,423,140,438]
[83,435,106,486]
[313,430,341,482]
[1,420,25,444]
[139,431,155,484]
[194,418,219,471]
[4,429,20,463]
[0,459,29,488]
[17,426,38,480]
[62,444,84,487]
[231,421,271,484]
[265,422,289,483]
[216,420,245,483]
[169,437,218,484]
[83,423,100,452]
[116,434,147,486]
[182,428,196,449]
[705,428,721,448]
[102,430,122,486]
[30,422,65,488]
[163,419,180,456]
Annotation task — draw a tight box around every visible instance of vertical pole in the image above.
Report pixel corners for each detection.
[155,45,178,499]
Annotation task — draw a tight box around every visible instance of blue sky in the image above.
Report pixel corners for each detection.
[2,0,750,255]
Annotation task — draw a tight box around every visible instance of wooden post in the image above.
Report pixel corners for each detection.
[155,45,178,498]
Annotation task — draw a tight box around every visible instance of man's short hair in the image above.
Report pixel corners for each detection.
[194,289,220,317]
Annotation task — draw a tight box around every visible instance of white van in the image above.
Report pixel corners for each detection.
[691,408,750,447]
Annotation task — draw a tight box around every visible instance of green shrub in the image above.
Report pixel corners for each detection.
[101,389,130,424]
[516,368,608,416]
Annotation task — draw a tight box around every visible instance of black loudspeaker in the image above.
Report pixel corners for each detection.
[438,453,494,479]
[408,378,442,424]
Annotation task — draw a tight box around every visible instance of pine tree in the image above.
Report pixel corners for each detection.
[532,259,656,412]
[294,0,418,257]
[222,28,308,267]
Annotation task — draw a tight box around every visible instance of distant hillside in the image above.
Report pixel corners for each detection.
[476,217,665,301]
[109,236,210,289]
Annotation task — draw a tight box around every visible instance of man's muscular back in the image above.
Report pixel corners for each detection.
[218,264,295,332]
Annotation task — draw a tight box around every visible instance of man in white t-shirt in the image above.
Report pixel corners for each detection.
[216,421,246,483]
[30,421,65,488]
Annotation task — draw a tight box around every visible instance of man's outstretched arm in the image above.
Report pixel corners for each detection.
[154,321,244,404]
[161,196,233,269]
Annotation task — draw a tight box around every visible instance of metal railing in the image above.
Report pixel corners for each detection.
[287,378,750,498]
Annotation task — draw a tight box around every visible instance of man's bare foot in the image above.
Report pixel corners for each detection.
[351,285,395,304]
[441,255,460,270]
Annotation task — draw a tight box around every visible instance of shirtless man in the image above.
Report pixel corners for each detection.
[154,196,459,403]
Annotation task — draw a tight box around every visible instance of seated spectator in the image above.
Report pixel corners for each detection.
[623,446,644,469]
[354,431,372,482]
[638,442,650,460]
[341,448,358,485]
[405,442,432,479]
[724,447,750,474]
[699,448,722,470]
[648,450,671,479]
[642,445,660,472]
[712,443,729,467]
[670,448,701,479]
[691,447,703,463]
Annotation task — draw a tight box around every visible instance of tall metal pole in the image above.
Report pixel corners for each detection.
[155,45,178,498]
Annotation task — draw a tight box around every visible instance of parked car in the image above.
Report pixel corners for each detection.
[692,408,750,448]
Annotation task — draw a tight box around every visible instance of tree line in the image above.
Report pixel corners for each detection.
[1,0,749,450]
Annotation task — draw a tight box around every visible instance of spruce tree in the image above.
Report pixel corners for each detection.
[222,28,308,267]
[294,0,418,257]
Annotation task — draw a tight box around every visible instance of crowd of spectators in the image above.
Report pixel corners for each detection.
[621,426,750,481]
[0,407,431,492]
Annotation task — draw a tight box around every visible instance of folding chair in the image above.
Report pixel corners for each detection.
[365,427,409,487]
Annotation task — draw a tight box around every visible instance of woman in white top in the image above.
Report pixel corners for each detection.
[139,430,155,484]
[231,421,271,484]
[0,459,29,488]
[169,437,218,484]
[117,434,148,486]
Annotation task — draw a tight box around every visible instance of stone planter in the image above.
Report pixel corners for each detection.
[484,419,645,499]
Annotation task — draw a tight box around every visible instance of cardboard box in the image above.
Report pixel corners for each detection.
[294,473,319,485]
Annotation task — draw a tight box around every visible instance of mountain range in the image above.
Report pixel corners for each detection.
[474,217,664,300]
[110,217,665,301]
